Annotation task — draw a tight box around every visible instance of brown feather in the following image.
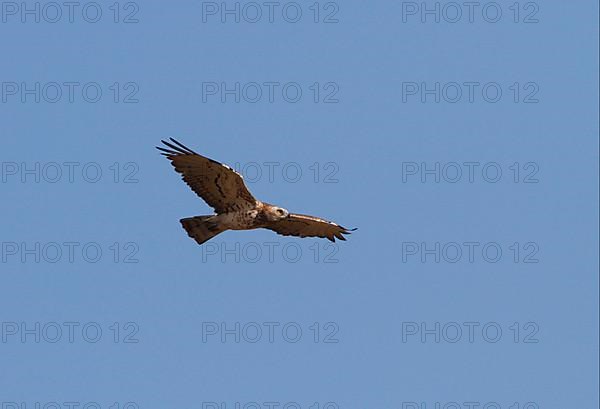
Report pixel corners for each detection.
[157,138,257,213]
[264,213,355,242]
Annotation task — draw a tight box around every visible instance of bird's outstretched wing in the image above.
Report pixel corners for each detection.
[265,213,356,242]
[157,138,257,213]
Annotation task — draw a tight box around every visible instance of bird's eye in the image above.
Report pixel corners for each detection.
[277,209,284,215]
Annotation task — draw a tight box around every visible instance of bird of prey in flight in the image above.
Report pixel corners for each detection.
[157,138,356,245]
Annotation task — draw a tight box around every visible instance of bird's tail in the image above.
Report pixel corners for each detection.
[180,216,226,245]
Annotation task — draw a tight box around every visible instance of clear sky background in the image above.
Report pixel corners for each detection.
[0,1,598,408]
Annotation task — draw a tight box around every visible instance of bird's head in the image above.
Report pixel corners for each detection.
[269,206,289,221]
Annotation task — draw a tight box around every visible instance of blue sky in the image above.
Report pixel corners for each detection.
[0,1,598,408]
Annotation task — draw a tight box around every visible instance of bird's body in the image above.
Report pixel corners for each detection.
[157,138,355,245]
[193,202,281,231]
